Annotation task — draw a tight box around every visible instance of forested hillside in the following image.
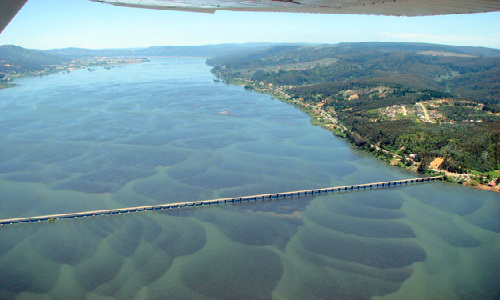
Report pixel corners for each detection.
[208,42,500,185]
[0,45,69,75]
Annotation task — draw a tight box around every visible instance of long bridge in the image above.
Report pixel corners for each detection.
[0,176,441,226]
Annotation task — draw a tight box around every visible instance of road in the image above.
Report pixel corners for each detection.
[417,102,433,123]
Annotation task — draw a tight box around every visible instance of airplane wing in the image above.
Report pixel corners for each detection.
[1,0,499,34]
[0,0,28,34]
[90,0,500,16]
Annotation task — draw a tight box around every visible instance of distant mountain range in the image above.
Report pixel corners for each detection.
[0,43,284,76]
[43,42,500,59]
[1,42,499,78]
[42,43,302,58]
[0,43,307,75]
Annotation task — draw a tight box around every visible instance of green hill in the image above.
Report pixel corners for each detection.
[0,45,69,74]
[208,42,500,107]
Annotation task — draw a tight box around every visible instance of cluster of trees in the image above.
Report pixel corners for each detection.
[435,104,495,122]
[341,117,498,173]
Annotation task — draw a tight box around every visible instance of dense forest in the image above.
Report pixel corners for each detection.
[208,42,500,178]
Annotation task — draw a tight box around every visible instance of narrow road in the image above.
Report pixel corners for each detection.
[417,102,433,123]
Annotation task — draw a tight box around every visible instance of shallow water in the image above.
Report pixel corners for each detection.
[0,58,498,300]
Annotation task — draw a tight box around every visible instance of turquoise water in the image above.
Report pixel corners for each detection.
[0,58,497,300]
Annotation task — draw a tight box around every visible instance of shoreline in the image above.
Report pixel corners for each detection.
[220,76,499,192]
[0,57,149,90]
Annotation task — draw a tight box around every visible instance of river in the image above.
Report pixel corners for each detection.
[0,58,497,300]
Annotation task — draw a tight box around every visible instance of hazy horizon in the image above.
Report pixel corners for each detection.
[3,41,500,52]
[0,0,498,50]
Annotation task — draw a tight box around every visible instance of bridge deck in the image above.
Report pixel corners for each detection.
[0,176,441,226]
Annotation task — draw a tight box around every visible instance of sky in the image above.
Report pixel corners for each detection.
[0,0,499,50]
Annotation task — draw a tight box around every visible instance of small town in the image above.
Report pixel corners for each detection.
[378,99,489,124]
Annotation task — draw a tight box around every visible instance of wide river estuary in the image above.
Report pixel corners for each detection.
[0,58,497,300]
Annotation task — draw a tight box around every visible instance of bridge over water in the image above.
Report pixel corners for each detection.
[0,176,442,226]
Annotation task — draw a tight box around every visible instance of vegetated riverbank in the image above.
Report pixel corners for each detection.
[206,42,500,192]
[219,75,499,192]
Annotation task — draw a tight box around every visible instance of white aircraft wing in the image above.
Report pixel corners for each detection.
[0,0,28,34]
[91,0,500,16]
[1,0,499,34]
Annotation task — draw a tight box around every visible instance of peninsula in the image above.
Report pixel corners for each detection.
[0,45,148,89]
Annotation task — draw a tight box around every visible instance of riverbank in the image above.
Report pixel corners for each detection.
[224,76,499,192]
